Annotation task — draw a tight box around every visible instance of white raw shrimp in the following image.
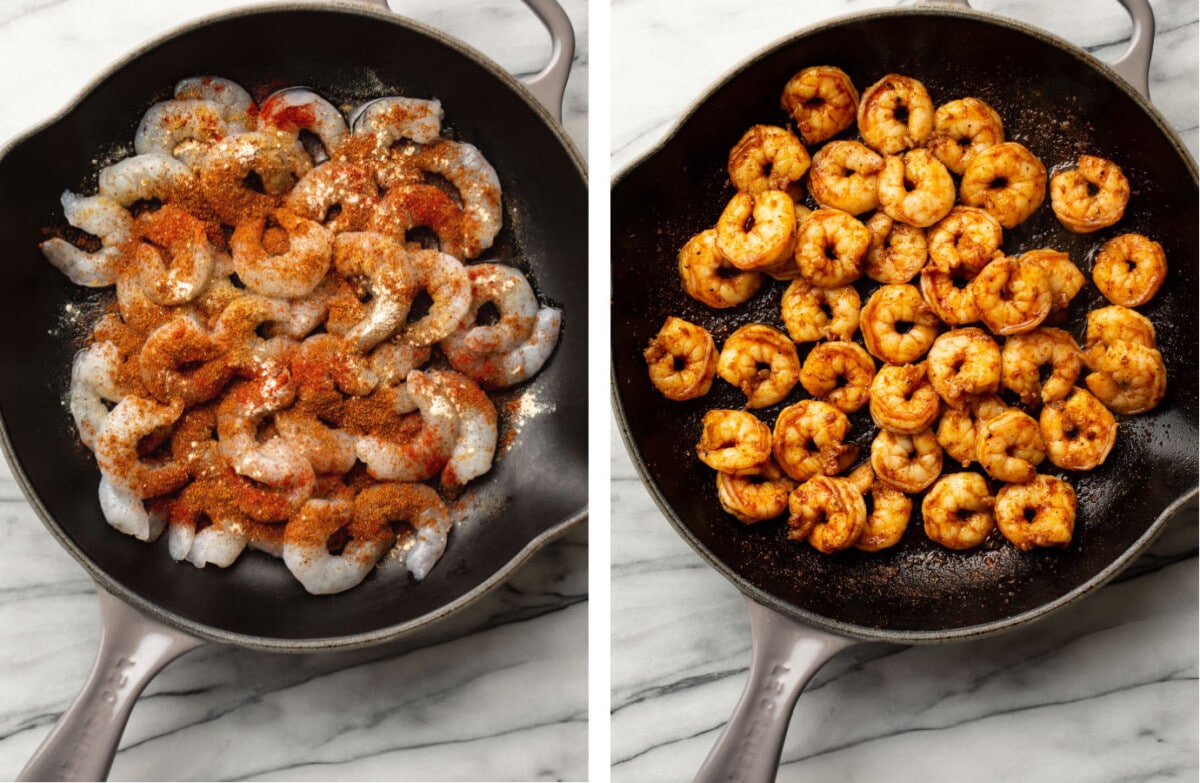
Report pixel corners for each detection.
[199,131,313,224]
[370,341,432,387]
[259,88,350,160]
[427,370,498,492]
[291,332,380,399]
[133,205,218,306]
[285,161,380,233]
[455,263,539,356]
[69,341,123,449]
[331,231,418,351]
[98,476,166,543]
[230,208,334,298]
[93,395,188,499]
[174,76,256,131]
[356,370,459,481]
[354,482,454,580]
[134,100,229,168]
[351,96,444,145]
[41,192,132,287]
[98,153,192,207]
[169,511,248,569]
[442,306,562,388]
[398,248,472,347]
[275,408,359,475]
[283,498,391,595]
[417,140,502,258]
[216,369,313,489]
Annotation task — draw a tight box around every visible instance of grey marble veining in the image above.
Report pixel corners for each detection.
[611,1,1198,781]
[0,1,588,780]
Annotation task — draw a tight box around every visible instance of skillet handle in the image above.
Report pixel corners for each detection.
[17,586,203,782]
[1109,0,1155,100]
[693,598,856,783]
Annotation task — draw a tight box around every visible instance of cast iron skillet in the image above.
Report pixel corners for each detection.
[0,1,586,779]
[612,1,1196,779]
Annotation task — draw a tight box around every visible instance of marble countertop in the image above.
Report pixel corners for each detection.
[0,1,588,781]
[611,1,1198,781]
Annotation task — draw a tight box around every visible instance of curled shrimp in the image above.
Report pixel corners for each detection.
[780,66,859,145]
[1001,327,1081,407]
[715,190,797,270]
[356,370,459,481]
[772,400,857,482]
[716,458,795,524]
[995,475,1076,551]
[976,409,1045,483]
[217,371,316,493]
[870,428,942,493]
[290,333,379,399]
[793,208,869,287]
[807,141,883,216]
[259,88,350,160]
[696,409,772,475]
[352,96,444,145]
[644,316,718,401]
[926,327,1002,408]
[331,231,419,351]
[98,153,193,207]
[425,370,498,492]
[356,482,453,580]
[779,278,859,343]
[869,363,941,435]
[174,76,255,131]
[970,255,1052,335]
[41,192,132,287]
[199,131,312,224]
[399,249,472,347]
[851,466,912,553]
[139,314,233,405]
[370,183,466,258]
[1083,305,1157,368]
[69,342,123,450]
[936,394,1008,467]
[442,306,562,388]
[922,472,995,550]
[799,341,876,414]
[787,475,867,554]
[716,323,801,408]
[131,205,217,306]
[1022,248,1085,314]
[1050,155,1129,233]
[1092,233,1167,307]
[134,100,229,168]
[230,209,334,299]
[94,395,188,499]
[454,263,540,355]
[959,142,1047,229]
[864,212,927,284]
[927,97,1004,174]
[857,74,934,155]
[728,125,810,197]
[679,228,764,308]
[99,476,166,543]
[417,140,502,259]
[920,264,981,326]
[927,206,1002,276]
[285,161,381,233]
[1040,387,1117,471]
[283,498,390,595]
[1084,340,1167,415]
[275,408,358,475]
[860,284,939,365]
[877,149,955,228]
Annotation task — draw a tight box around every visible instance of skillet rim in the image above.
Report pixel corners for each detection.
[610,4,1199,644]
[0,0,589,652]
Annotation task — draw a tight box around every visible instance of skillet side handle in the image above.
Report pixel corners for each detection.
[514,0,576,122]
[1110,0,1155,100]
[17,586,203,782]
[694,598,856,783]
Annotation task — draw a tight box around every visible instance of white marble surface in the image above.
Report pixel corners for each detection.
[0,1,588,781]
[611,1,1198,781]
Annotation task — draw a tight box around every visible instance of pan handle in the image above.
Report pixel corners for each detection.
[17,586,203,782]
[693,598,856,783]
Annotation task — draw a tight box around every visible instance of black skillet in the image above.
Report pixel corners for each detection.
[611,0,1196,779]
[0,1,586,779]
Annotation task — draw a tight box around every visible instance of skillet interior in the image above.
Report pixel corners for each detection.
[612,10,1197,639]
[0,7,587,647]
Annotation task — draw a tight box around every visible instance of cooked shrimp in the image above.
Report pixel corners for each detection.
[976,409,1045,483]
[354,482,453,580]
[715,190,797,270]
[1022,248,1085,313]
[1084,340,1167,415]
[1001,327,1081,407]
[936,394,1008,467]
[1040,387,1117,471]
[442,306,561,388]
[425,370,498,492]
[259,88,350,159]
[857,74,934,155]
[451,263,540,355]
[926,327,1002,408]
[285,161,381,233]
[870,428,942,493]
[772,400,857,482]
[69,342,123,449]
[779,278,859,343]
[927,97,1004,174]
[854,478,912,552]
[134,100,229,168]
[356,370,459,480]
[98,153,192,207]
[370,183,466,258]
[132,205,217,306]
[283,498,391,595]
[922,472,995,550]
[716,458,794,524]
[780,66,859,145]
[995,475,1076,551]
[869,363,941,435]
[799,341,875,414]
[174,76,255,131]
[1092,233,1167,307]
[864,212,927,284]
[40,192,132,287]
[696,409,772,474]
[199,131,312,224]
[352,96,444,145]
[1050,155,1130,233]
[417,140,502,259]
[959,142,1047,229]
[927,206,1002,275]
[728,125,810,197]
[230,209,334,299]
[139,314,233,405]
[98,476,167,543]
[859,284,939,365]
[94,395,188,499]
[679,228,764,308]
[1083,305,1157,368]
[644,316,718,401]
[970,255,1052,335]
[877,149,955,228]
[807,141,883,215]
[793,208,869,287]
[716,323,801,408]
[920,265,981,326]
[787,475,867,554]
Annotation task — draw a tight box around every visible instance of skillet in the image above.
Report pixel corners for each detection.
[0,0,587,779]
[611,0,1197,779]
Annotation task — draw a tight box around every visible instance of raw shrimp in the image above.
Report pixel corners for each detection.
[331,231,419,351]
[99,476,167,543]
[936,394,1008,467]
[426,370,498,492]
[1001,327,1081,406]
[283,498,391,595]
[787,475,867,554]
[976,408,1045,483]
[927,97,1005,174]
[230,209,334,299]
[717,323,801,408]
[1040,387,1117,471]
[130,205,217,306]
[716,458,794,524]
[1091,233,1167,307]
[259,88,350,159]
[285,161,381,233]
[354,482,454,580]
[1022,249,1085,313]
[959,142,1047,229]
[139,314,233,405]
[93,395,188,499]
[442,306,562,388]
[352,96,444,145]
[927,206,1002,275]
[1050,155,1129,233]
[876,148,955,228]
[417,139,502,258]
[920,265,981,326]
[174,76,255,131]
[217,371,318,497]
[779,278,859,343]
[995,475,1076,550]
[970,255,1052,335]
[922,472,995,550]
[98,153,192,207]
[644,317,718,401]
[727,124,810,197]
[793,208,869,287]
[696,409,772,474]
[870,428,942,493]
[772,400,857,482]
[40,192,132,287]
[69,342,123,449]
[715,190,797,270]
[275,409,358,475]
[869,362,941,435]
[859,284,939,365]
[356,370,458,481]
[399,248,474,347]
[370,183,466,258]
[175,517,248,569]
[807,140,883,215]
[454,263,540,355]
[678,228,764,308]
[134,100,228,168]
[780,65,859,145]
[799,341,876,414]
[371,340,432,387]
[925,327,1002,408]
[199,131,312,224]
[1084,340,1167,415]
[864,212,927,284]
[857,74,934,155]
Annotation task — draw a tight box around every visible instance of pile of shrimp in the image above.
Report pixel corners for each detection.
[46,76,561,595]
[645,66,1169,556]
